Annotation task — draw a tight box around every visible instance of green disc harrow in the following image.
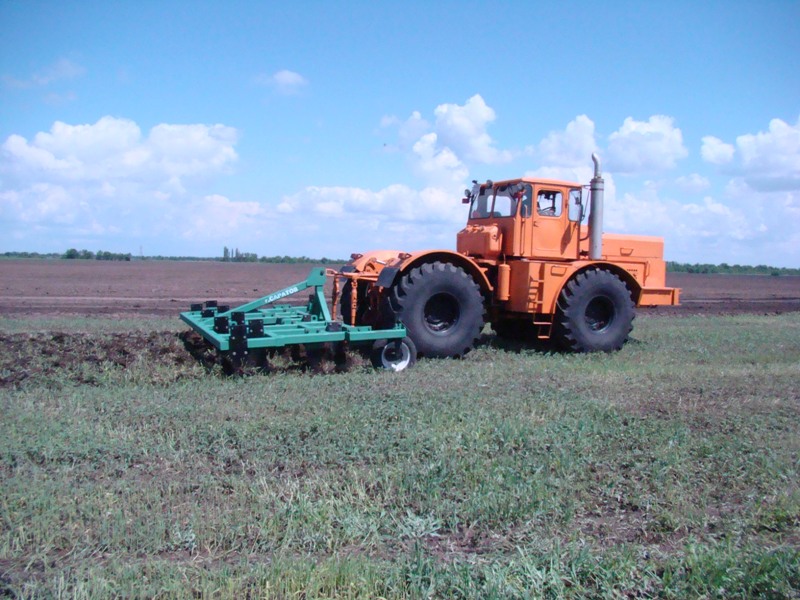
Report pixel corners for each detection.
[180,267,416,372]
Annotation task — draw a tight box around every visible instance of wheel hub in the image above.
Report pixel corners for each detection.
[381,341,411,371]
[424,292,460,333]
[584,296,614,332]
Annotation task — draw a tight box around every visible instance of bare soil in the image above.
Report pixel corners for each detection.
[1,260,798,388]
[1,259,798,318]
[0,260,327,317]
[661,272,800,316]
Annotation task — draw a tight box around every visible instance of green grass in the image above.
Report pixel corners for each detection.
[1,314,798,598]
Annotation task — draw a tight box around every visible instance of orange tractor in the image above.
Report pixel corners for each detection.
[333,154,679,357]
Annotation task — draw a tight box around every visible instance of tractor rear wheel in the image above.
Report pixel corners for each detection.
[389,261,484,358]
[555,268,634,352]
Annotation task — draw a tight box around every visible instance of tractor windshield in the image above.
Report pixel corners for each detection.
[469,184,528,219]
[469,188,493,219]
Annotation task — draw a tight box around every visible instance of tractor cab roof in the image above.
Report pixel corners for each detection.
[484,177,581,189]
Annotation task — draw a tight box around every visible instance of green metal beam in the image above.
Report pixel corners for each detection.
[219,267,328,316]
[179,267,407,354]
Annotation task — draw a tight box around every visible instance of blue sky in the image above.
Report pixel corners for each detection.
[1,1,799,266]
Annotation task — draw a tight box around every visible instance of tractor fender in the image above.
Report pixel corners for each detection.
[553,261,643,309]
[347,250,408,274]
[393,250,493,294]
[346,249,492,294]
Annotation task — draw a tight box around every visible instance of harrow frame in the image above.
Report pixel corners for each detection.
[180,267,414,371]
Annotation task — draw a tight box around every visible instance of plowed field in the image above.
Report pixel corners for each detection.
[1,259,798,317]
[1,259,799,388]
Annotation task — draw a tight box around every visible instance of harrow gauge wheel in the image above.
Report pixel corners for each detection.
[371,337,417,372]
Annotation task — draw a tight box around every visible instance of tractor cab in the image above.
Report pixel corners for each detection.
[457,178,587,262]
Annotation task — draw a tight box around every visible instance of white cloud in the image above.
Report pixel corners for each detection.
[149,123,238,177]
[674,173,711,194]
[601,177,800,266]
[4,104,797,266]
[701,136,735,165]
[398,111,430,150]
[606,115,688,174]
[702,117,800,192]
[433,95,512,164]
[277,183,463,226]
[273,183,467,255]
[738,117,800,167]
[0,116,243,252]
[682,196,752,240]
[520,113,798,265]
[2,116,238,186]
[43,91,78,105]
[182,194,266,240]
[2,58,86,89]
[255,69,309,95]
[735,117,800,190]
[0,183,79,225]
[380,95,511,192]
[31,117,142,169]
[537,115,598,167]
[609,188,730,243]
[524,164,598,188]
[2,133,77,174]
[0,190,22,216]
[411,133,469,187]
[383,95,511,166]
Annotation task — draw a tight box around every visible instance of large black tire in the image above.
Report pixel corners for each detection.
[555,269,635,352]
[389,262,484,358]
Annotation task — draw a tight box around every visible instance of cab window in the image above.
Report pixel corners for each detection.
[492,187,518,217]
[537,191,562,217]
[469,189,492,219]
[567,189,586,222]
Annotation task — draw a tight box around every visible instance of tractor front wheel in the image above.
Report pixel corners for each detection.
[555,269,634,352]
[389,262,484,358]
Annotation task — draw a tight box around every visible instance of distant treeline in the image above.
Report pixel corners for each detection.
[143,255,344,263]
[667,262,800,276]
[0,251,62,259]
[259,255,342,264]
[63,249,132,261]
[1,250,345,264]
[221,246,342,264]
[9,251,795,274]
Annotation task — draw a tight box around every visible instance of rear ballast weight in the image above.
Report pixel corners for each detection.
[180,267,417,372]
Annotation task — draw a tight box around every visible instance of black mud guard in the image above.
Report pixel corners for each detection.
[376,266,401,289]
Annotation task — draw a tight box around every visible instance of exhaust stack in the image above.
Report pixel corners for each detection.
[589,153,604,260]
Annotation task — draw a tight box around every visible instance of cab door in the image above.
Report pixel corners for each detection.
[530,186,580,260]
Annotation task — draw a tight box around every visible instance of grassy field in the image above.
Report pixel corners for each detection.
[1,313,799,598]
